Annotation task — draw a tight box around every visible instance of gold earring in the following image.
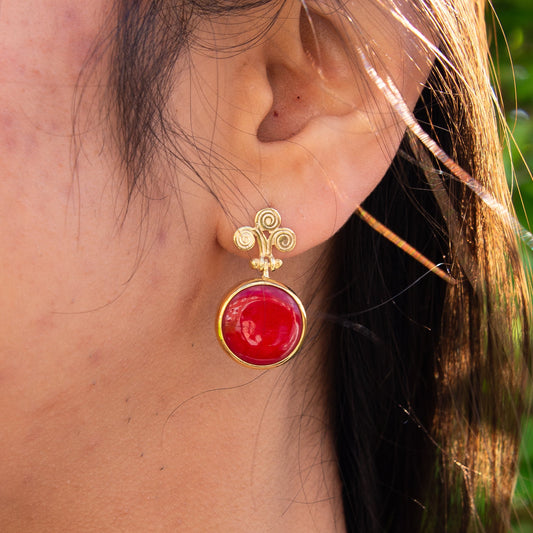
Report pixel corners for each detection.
[216,208,307,368]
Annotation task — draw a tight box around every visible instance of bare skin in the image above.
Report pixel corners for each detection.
[0,1,430,530]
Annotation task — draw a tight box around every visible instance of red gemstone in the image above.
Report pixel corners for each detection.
[219,282,305,367]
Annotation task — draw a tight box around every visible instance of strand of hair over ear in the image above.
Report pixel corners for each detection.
[358,48,533,253]
[355,206,456,284]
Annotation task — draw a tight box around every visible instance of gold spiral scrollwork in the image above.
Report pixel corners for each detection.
[233,226,256,251]
[233,208,296,278]
[255,208,281,232]
[271,228,296,253]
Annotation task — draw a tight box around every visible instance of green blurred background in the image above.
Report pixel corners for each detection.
[491,0,533,531]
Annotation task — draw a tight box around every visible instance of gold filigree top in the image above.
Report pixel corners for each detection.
[233,208,296,278]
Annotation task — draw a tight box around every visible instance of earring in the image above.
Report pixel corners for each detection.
[217,208,307,368]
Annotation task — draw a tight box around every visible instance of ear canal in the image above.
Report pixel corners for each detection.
[257,6,358,143]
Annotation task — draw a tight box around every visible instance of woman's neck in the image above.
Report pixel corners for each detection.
[1,233,344,531]
[4,341,344,531]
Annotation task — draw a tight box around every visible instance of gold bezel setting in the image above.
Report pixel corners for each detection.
[217,278,307,369]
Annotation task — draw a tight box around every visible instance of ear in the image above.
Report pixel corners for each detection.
[170,0,433,256]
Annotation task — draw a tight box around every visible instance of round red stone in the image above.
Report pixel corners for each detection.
[220,282,304,367]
